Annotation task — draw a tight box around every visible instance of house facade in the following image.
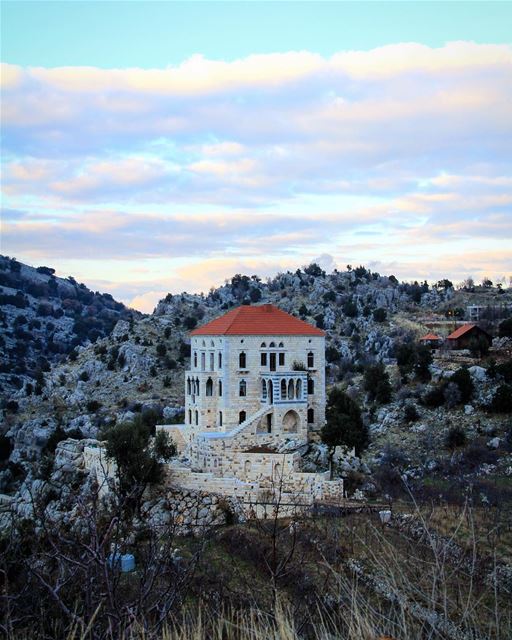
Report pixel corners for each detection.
[155,304,343,507]
[185,304,325,439]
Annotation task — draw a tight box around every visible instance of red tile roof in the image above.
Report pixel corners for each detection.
[190,304,325,336]
[446,323,477,340]
[419,333,442,341]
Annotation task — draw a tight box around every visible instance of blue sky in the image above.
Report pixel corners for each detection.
[1,2,511,311]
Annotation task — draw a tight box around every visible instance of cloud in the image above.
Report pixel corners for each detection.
[1,42,511,298]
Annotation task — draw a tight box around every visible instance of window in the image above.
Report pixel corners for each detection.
[278,342,284,347]
[210,352,214,371]
[218,380,223,396]
[219,411,223,427]
[307,351,314,368]
[187,378,191,395]
[308,378,314,394]
[280,379,287,399]
[193,352,197,368]
[206,377,213,396]
[196,378,200,396]
[239,379,247,397]
[239,410,246,424]
[195,410,199,425]
[261,352,267,366]
[239,352,247,368]
[188,409,192,424]
[218,352,222,369]
[296,379,302,398]
[201,352,206,371]
[307,408,314,423]
[261,379,267,399]
[260,342,267,348]
[278,352,285,366]
[269,341,275,348]
[287,379,294,400]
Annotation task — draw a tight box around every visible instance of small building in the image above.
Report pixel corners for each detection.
[419,332,443,349]
[446,323,492,350]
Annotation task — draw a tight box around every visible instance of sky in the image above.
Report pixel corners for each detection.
[1,1,511,312]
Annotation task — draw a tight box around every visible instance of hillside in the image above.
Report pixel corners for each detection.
[0,255,139,402]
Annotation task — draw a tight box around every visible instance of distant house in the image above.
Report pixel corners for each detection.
[446,323,492,350]
[419,332,443,349]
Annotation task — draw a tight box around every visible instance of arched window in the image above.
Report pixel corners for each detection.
[209,352,214,370]
[244,460,252,474]
[193,352,197,368]
[201,352,205,371]
[307,408,314,423]
[278,342,284,348]
[239,352,246,368]
[239,379,247,397]
[288,379,294,400]
[196,377,200,395]
[218,380,223,396]
[260,342,267,348]
[219,411,223,427]
[206,377,213,396]
[218,352,222,369]
[210,340,215,347]
[202,340,206,347]
[307,351,314,368]
[195,410,199,425]
[187,378,191,395]
[308,378,314,394]
[269,341,276,348]
[296,379,302,399]
[188,409,192,424]
[239,410,246,424]
[280,379,287,399]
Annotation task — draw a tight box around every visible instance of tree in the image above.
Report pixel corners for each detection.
[450,367,473,404]
[321,388,368,477]
[103,418,176,506]
[498,318,512,338]
[468,334,490,358]
[445,426,467,451]
[436,279,453,292]
[363,363,392,404]
[490,384,512,413]
[372,308,387,323]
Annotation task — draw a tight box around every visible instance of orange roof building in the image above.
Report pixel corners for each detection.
[191,303,325,336]
[446,323,492,350]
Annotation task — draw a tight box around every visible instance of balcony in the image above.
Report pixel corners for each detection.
[260,371,307,405]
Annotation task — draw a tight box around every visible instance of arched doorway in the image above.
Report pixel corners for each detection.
[282,409,299,433]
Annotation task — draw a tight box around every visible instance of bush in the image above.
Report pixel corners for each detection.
[404,403,419,422]
[422,384,445,408]
[0,435,12,460]
[443,382,461,408]
[445,426,466,450]
[156,342,167,357]
[363,363,392,404]
[184,316,197,330]
[372,308,387,323]
[325,346,340,363]
[490,384,512,413]
[498,317,512,337]
[79,371,90,382]
[450,367,473,403]
[86,400,102,413]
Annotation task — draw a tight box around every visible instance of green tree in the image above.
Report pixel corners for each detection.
[321,388,368,477]
[363,363,392,404]
[103,418,176,506]
[450,367,474,404]
[498,318,512,338]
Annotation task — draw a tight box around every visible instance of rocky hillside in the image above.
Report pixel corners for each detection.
[0,255,139,401]
[1,259,511,504]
